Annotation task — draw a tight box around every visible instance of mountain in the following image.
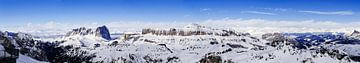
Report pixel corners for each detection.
[0,31,19,63]
[65,25,111,40]
[75,24,267,63]
[350,30,360,38]
[1,24,360,63]
[142,23,249,36]
[0,31,48,63]
[95,26,111,40]
[278,32,360,62]
[0,30,95,63]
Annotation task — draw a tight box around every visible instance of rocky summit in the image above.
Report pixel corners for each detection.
[65,25,111,40]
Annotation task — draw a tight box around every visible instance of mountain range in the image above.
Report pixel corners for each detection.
[0,24,360,63]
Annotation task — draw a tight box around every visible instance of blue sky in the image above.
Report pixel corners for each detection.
[0,0,359,26]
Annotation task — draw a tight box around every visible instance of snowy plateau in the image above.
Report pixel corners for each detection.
[1,23,360,63]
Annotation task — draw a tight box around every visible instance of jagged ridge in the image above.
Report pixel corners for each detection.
[65,25,111,40]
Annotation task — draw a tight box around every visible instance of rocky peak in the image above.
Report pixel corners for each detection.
[65,25,111,40]
[184,23,206,29]
[95,26,111,40]
[183,23,215,33]
[3,31,17,38]
[350,30,360,37]
[15,32,33,40]
[262,33,290,47]
[68,27,92,36]
[141,24,249,36]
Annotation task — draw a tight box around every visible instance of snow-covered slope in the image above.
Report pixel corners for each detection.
[63,24,267,63]
[16,54,47,63]
[49,24,360,63]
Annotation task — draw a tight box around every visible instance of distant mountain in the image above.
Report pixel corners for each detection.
[65,25,111,40]
[142,23,249,36]
[95,26,111,40]
[350,30,360,37]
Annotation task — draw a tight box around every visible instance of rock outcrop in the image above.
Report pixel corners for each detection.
[142,24,249,36]
[65,25,111,40]
[262,33,291,47]
[0,31,19,63]
[0,31,96,63]
[350,30,360,37]
[95,26,111,40]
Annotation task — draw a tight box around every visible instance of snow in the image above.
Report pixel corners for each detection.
[72,33,356,63]
[1,20,360,62]
[327,44,360,56]
[60,32,268,63]
[16,54,48,63]
[0,45,11,58]
[58,35,110,47]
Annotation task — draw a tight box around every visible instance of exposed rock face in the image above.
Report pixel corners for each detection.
[95,26,111,40]
[350,30,360,38]
[199,55,222,63]
[0,31,19,63]
[0,31,51,62]
[0,31,96,63]
[262,33,293,47]
[142,24,249,36]
[65,25,111,40]
[65,27,90,36]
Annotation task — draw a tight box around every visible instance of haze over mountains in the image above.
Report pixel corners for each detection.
[1,19,360,37]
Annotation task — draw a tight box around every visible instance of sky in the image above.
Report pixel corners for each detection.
[0,0,360,26]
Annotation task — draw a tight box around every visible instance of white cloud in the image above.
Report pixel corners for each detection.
[241,11,277,15]
[262,8,289,11]
[1,19,360,36]
[299,11,354,15]
[200,8,211,11]
[202,18,360,34]
[200,8,212,15]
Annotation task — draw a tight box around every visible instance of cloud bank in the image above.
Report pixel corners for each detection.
[1,18,360,36]
[241,11,277,15]
[299,11,354,15]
